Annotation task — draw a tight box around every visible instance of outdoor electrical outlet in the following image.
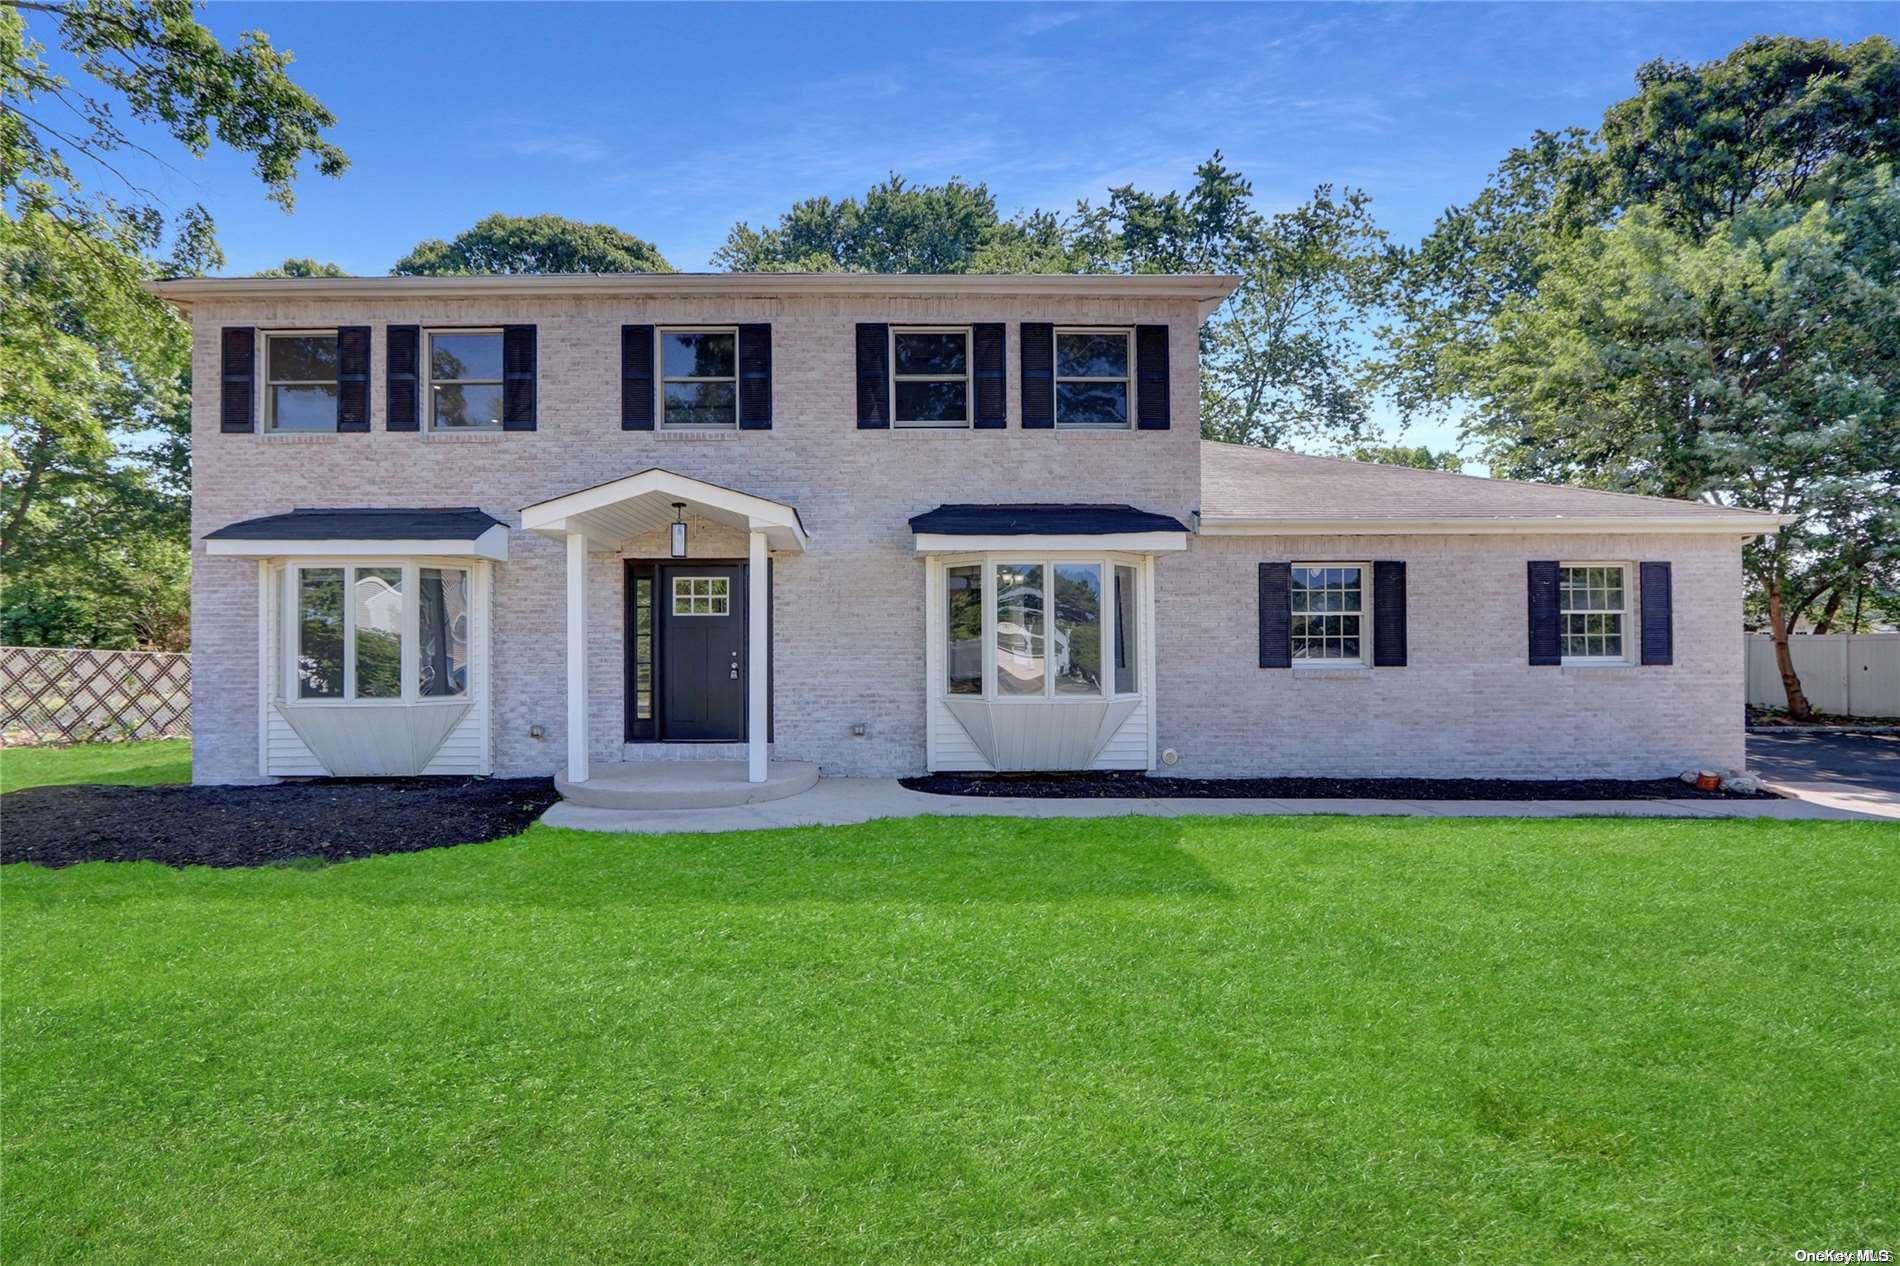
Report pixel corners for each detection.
[851,723,867,737]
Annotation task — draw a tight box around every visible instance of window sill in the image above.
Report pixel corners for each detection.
[425,431,504,443]
[890,427,974,439]
[1291,664,1374,680]
[657,429,743,441]
[1560,660,1639,673]
[260,432,339,444]
[1056,427,1140,439]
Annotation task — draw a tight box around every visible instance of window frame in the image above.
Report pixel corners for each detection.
[657,325,740,430]
[936,554,1143,703]
[890,325,973,429]
[281,559,473,704]
[1053,326,1135,430]
[423,327,505,432]
[260,329,341,433]
[1557,560,1635,666]
[670,575,731,617]
[1289,561,1373,668]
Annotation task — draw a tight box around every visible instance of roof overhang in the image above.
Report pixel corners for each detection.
[913,532,1188,554]
[206,529,510,559]
[203,508,510,560]
[520,468,807,552]
[1193,513,1794,538]
[147,272,1242,320]
[909,503,1191,554]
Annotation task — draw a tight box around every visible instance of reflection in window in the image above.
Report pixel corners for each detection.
[632,573,653,720]
[945,564,982,695]
[353,567,404,698]
[297,567,344,698]
[1113,564,1139,694]
[893,329,970,426]
[266,333,340,431]
[661,329,738,427]
[1055,330,1130,427]
[994,563,1044,696]
[1291,565,1365,662]
[429,331,504,428]
[418,567,470,698]
[1052,563,1102,695]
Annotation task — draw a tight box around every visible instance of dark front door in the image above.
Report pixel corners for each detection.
[659,565,746,741]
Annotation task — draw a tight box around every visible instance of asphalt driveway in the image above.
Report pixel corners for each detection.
[1747,730,1900,818]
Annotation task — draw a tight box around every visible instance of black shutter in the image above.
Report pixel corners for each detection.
[1527,561,1561,665]
[972,322,1006,428]
[336,326,370,432]
[1372,560,1407,667]
[1640,561,1673,665]
[856,323,889,428]
[220,327,255,433]
[1020,322,1053,427]
[621,325,655,430]
[1258,561,1292,668]
[1136,324,1170,429]
[502,324,536,430]
[739,323,772,429]
[385,325,419,430]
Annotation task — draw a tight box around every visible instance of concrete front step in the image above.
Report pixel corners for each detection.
[554,759,818,810]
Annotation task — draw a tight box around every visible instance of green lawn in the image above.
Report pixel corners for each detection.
[4,815,1896,1263]
[0,738,191,794]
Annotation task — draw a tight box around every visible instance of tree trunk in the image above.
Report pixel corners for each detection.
[1811,585,1846,636]
[1763,577,1813,720]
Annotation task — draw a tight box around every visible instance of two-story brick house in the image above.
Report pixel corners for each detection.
[152,272,1782,800]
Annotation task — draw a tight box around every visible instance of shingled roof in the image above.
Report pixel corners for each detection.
[1197,442,1786,533]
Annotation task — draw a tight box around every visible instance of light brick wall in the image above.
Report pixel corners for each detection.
[1156,532,1749,779]
[187,293,1202,782]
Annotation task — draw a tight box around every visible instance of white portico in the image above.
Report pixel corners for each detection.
[520,469,808,794]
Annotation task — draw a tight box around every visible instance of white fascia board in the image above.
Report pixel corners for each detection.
[206,524,510,561]
[520,468,808,552]
[912,532,1189,554]
[1193,514,1791,538]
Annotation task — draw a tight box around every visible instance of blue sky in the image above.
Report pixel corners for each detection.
[36,1,1892,451]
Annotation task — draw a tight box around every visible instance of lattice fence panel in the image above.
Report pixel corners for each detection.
[0,646,191,746]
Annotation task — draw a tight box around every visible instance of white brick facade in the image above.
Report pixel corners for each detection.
[183,282,1751,785]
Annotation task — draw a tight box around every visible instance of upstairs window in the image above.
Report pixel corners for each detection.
[428,330,504,429]
[1055,329,1131,427]
[1559,564,1630,663]
[892,328,970,427]
[264,332,339,431]
[661,328,738,427]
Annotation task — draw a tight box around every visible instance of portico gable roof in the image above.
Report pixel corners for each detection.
[520,469,808,552]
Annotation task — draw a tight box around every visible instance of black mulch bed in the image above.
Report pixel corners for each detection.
[1,777,560,869]
[901,771,1779,801]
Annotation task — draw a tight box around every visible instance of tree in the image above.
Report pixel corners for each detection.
[255,256,345,277]
[1346,443,1463,472]
[1451,172,1899,718]
[718,157,1391,449]
[1384,34,1900,716]
[3,0,345,648]
[393,213,672,275]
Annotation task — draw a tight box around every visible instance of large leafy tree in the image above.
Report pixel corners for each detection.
[3,0,345,649]
[1386,34,1900,716]
[393,213,672,275]
[719,158,1390,448]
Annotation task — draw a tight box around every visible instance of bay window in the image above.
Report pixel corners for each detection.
[939,557,1143,701]
[289,561,470,702]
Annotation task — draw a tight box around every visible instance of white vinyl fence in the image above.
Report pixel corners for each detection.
[1746,634,1900,718]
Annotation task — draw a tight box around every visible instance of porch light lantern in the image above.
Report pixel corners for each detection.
[670,502,687,558]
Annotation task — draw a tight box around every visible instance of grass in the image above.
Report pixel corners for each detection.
[0,738,191,794]
[4,814,1897,1263]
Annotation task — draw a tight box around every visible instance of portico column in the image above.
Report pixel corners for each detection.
[747,528,768,783]
[565,531,589,785]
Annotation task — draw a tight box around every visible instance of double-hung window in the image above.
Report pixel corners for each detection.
[1559,564,1631,663]
[291,562,470,701]
[427,330,504,429]
[892,328,970,427]
[264,332,340,431]
[661,328,738,428]
[1290,564,1369,665]
[1055,328,1132,427]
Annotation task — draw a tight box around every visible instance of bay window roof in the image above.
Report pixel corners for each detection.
[909,503,1189,555]
[203,507,510,559]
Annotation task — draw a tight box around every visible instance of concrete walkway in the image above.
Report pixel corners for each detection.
[540,776,1885,834]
